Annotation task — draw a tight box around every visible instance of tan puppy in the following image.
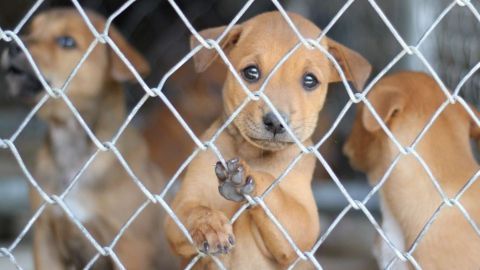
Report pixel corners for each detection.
[344,71,480,269]
[144,59,338,180]
[165,11,371,269]
[1,8,177,269]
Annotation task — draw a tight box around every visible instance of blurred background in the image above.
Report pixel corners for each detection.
[1,0,479,269]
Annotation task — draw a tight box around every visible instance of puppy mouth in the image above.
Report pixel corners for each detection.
[4,63,44,101]
[235,115,306,151]
[7,65,25,75]
[249,134,293,143]
[244,132,296,151]
[250,137,293,148]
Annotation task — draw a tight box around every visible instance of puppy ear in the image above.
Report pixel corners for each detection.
[469,105,480,141]
[108,26,151,82]
[362,87,406,132]
[190,25,242,73]
[327,38,372,91]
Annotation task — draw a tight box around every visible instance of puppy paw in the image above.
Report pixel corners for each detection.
[215,158,255,202]
[188,209,235,255]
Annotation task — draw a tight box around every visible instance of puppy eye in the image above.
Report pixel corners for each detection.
[242,65,261,83]
[302,73,319,91]
[56,36,77,49]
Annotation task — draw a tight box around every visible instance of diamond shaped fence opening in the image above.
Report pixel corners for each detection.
[1,0,480,269]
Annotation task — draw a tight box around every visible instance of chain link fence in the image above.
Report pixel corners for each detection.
[0,0,480,269]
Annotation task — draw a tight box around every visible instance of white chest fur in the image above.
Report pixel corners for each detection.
[49,119,93,222]
[375,197,408,270]
[49,119,90,185]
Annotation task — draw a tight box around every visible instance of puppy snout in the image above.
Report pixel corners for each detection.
[263,112,288,135]
[7,42,22,58]
[342,142,353,158]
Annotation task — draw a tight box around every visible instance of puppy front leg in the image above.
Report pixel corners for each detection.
[215,158,319,266]
[33,218,65,270]
[165,202,235,259]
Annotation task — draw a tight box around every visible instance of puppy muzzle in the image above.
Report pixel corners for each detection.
[2,44,43,101]
[242,111,297,150]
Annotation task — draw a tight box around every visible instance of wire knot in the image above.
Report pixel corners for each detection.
[47,195,61,205]
[306,146,316,154]
[204,39,217,50]
[247,90,259,101]
[351,199,363,210]
[0,139,7,149]
[2,30,13,42]
[399,252,412,262]
[447,95,456,104]
[353,92,365,103]
[406,45,416,55]
[0,247,9,256]
[97,33,108,44]
[248,195,260,207]
[50,87,63,99]
[102,246,113,256]
[0,29,6,41]
[147,87,158,97]
[200,141,211,151]
[445,198,456,207]
[304,38,317,50]
[102,141,114,151]
[403,146,414,155]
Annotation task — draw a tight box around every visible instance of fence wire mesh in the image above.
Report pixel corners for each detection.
[0,0,480,269]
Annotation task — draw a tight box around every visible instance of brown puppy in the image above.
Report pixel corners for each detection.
[344,71,480,269]
[143,60,226,177]
[165,11,371,269]
[1,8,177,269]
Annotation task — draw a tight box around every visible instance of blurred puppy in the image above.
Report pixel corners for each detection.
[165,11,371,269]
[344,71,480,269]
[1,8,177,269]
[143,60,226,177]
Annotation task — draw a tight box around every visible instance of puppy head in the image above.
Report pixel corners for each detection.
[191,12,371,151]
[343,84,406,174]
[1,8,149,120]
[343,71,479,175]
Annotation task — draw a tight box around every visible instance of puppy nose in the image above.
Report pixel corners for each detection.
[8,42,22,57]
[263,112,288,135]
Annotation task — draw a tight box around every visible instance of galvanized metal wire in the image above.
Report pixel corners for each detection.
[1,0,479,269]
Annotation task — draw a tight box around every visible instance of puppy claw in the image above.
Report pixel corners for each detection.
[239,176,255,194]
[215,162,228,181]
[189,209,235,255]
[203,241,210,253]
[228,235,235,245]
[227,158,239,171]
